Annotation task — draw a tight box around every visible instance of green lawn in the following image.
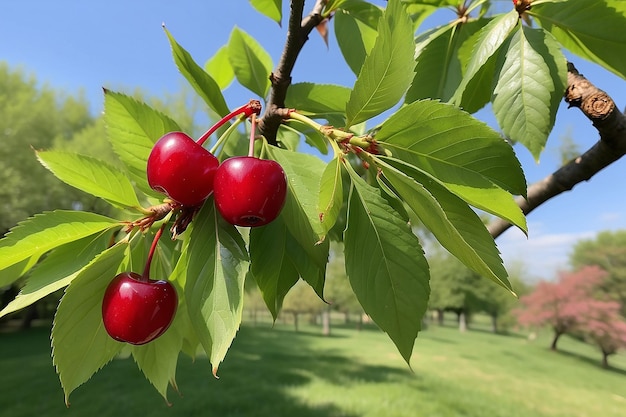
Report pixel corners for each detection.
[1,318,625,417]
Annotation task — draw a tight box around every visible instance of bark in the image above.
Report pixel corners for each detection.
[490,314,498,334]
[601,349,611,369]
[322,307,331,336]
[489,63,626,239]
[550,331,563,351]
[258,0,326,144]
[458,311,467,332]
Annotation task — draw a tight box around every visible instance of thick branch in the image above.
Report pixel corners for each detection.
[489,63,626,239]
[258,0,327,144]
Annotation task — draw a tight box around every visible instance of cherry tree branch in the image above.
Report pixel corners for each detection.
[258,0,327,144]
[488,62,626,239]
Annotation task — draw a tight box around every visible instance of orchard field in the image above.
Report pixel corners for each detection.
[1,315,625,417]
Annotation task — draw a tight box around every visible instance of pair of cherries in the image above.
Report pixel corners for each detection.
[103,104,287,346]
[145,131,287,227]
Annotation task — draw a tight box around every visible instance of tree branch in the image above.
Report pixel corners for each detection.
[258,0,327,144]
[489,62,626,239]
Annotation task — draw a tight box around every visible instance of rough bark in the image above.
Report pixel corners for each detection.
[489,63,626,239]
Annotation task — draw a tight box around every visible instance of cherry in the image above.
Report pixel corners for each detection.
[213,156,287,227]
[102,271,177,345]
[147,132,219,206]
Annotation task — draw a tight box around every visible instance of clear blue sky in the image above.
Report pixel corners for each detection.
[2,0,626,281]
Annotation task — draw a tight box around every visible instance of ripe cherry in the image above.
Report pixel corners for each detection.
[147,132,219,206]
[102,271,178,345]
[213,156,287,227]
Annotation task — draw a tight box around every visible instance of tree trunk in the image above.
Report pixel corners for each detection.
[490,314,498,334]
[293,312,299,332]
[458,311,467,333]
[550,331,562,351]
[436,309,444,326]
[357,313,363,331]
[322,307,331,336]
[601,349,611,369]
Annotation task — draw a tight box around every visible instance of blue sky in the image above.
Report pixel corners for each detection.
[2,0,626,281]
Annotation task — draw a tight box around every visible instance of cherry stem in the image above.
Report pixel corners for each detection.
[197,100,262,147]
[141,223,166,281]
[248,113,257,157]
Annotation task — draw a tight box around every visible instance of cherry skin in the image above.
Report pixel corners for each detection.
[147,132,219,206]
[102,272,177,345]
[213,157,287,227]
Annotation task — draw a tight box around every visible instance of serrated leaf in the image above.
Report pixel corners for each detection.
[532,0,626,79]
[131,308,183,402]
[265,145,327,239]
[378,157,512,291]
[249,217,299,319]
[52,242,127,405]
[334,8,380,75]
[183,200,249,376]
[37,151,141,209]
[249,0,282,25]
[318,157,344,235]
[343,162,429,363]
[451,11,519,106]
[345,0,416,127]
[492,26,567,160]
[0,232,110,318]
[406,19,486,104]
[104,90,181,197]
[0,210,120,272]
[376,100,527,232]
[228,27,273,98]
[204,46,235,90]
[164,28,230,116]
[285,83,351,118]
[264,146,329,297]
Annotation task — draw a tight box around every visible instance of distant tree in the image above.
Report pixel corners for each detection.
[324,245,363,328]
[0,63,95,234]
[470,275,529,334]
[428,252,478,332]
[570,230,626,315]
[516,266,608,351]
[577,299,626,368]
[281,280,325,332]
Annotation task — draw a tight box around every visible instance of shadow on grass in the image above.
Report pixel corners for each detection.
[556,348,626,376]
[0,324,418,417]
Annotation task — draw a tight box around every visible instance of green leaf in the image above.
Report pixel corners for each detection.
[104,90,181,197]
[131,310,183,402]
[183,200,249,376]
[318,157,344,235]
[285,83,351,119]
[0,232,110,318]
[343,162,430,363]
[265,146,329,297]
[36,151,141,209]
[492,26,567,160]
[376,100,527,232]
[532,0,626,79]
[283,120,328,155]
[451,11,519,106]
[345,0,416,127]
[164,28,230,116]
[249,217,299,319]
[406,19,486,104]
[249,0,282,25]
[51,242,127,405]
[378,157,512,291]
[0,210,120,272]
[228,27,274,98]
[265,145,327,239]
[0,257,37,288]
[204,46,235,90]
[334,7,380,75]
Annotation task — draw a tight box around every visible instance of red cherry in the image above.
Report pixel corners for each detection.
[102,272,177,345]
[147,132,219,206]
[213,157,287,227]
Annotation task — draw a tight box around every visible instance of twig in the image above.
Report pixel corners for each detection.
[488,62,626,239]
[258,0,327,144]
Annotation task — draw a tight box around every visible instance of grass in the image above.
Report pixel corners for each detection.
[1,316,625,417]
